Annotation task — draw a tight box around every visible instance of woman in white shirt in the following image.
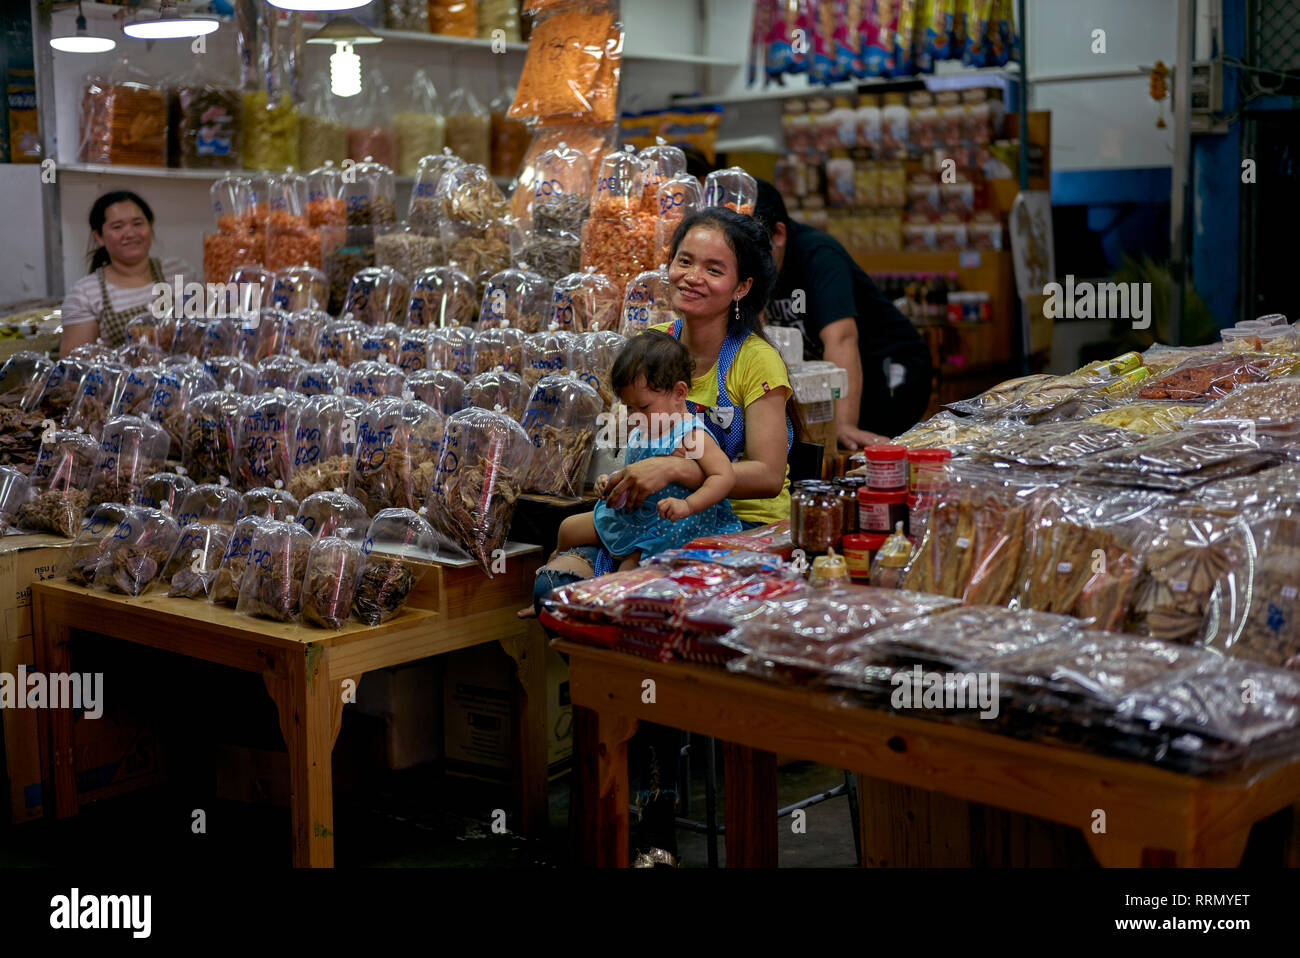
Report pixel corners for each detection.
[60,190,193,355]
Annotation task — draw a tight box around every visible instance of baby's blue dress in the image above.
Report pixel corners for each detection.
[593,414,742,559]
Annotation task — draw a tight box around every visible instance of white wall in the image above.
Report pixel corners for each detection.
[0,165,47,304]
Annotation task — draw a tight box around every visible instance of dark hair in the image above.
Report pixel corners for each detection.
[87,190,154,272]
[610,330,694,394]
[668,207,778,339]
[753,178,791,239]
[678,143,716,182]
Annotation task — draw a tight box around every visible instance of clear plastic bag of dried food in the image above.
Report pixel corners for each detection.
[16,428,98,537]
[125,314,177,351]
[943,373,1056,418]
[62,362,128,439]
[353,507,437,625]
[116,342,166,368]
[395,69,445,177]
[317,317,368,367]
[1137,353,1296,402]
[358,324,405,364]
[270,266,328,313]
[300,535,364,629]
[193,319,237,362]
[703,166,756,216]
[299,82,348,172]
[552,269,621,333]
[867,605,1083,672]
[0,466,32,535]
[233,307,288,364]
[346,358,407,400]
[375,225,439,281]
[292,360,346,397]
[618,268,673,337]
[439,161,507,229]
[407,151,464,237]
[183,388,247,484]
[1079,427,1269,491]
[294,489,369,540]
[346,72,397,170]
[438,325,477,378]
[470,325,524,375]
[286,392,364,502]
[264,173,320,273]
[521,325,576,390]
[305,162,347,228]
[146,360,218,456]
[521,372,602,496]
[32,357,94,422]
[1190,378,1300,437]
[342,159,398,231]
[568,329,625,409]
[87,414,170,510]
[345,266,410,327]
[974,420,1143,467]
[209,514,268,606]
[163,522,231,598]
[91,506,181,597]
[174,481,244,528]
[407,266,478,329]
[79,59,168,166]
[240,485,300,522]
[445,87,490,167]
[463,370,529,420]
[477,266,553,334]
[582,211,656,287]
[405,366,465,414]
[443,218,512,289]
[64,502,131,585]
[427,405,533,573]
[235,519,314,622]
[638,142,687,213]
[509,5,616,121]
[396,329,431,374]
[229,262,276,309]
[351,397,425,513]
[523,144,591,232]
[256,354,308,393]
[514,226,582,284]
[110,364,161,419]
[235,389,304,489]
[652,174,701,267]
[133,471,194,514]
[0,351,53,410]
[282,309,328,362]
[165,317,206,359]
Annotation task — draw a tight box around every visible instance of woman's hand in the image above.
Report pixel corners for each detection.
[603,455,703,512]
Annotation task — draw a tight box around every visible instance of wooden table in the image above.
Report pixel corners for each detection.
[557,639,1300,868]
[31,548,548,868]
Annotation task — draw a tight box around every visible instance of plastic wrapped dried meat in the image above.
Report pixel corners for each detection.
[116,342,166,369]
[520,326,576,390]
[15,429,98,537]
[618,268,673,337]
[443,219,512,289]
[520,372,601,496]
[317,317,368,367]
[294,489,369,540]
[463,369,529,421]
[439,325,478,378]
[64,502,131,586]
[568,329,625,409]
[240,486,300,522]
[270,266,328,313]
[1084,400,1200,436]
[342,159,398,231]
[469,325,524,375]
[62,362,128,439]
[32,357,94,423]
[551,270,620,333]
[884,411,1009,451]
[866,605,1083,671]
[653,174,702,267]
[174,482,244,528]
[209,514,269,606]
[1136,353,1295,402]
[1078,427,1271,491]
[183,388,247,485]
[133,471,193,515]
[944,373,1055,417]
[407,266,478,329]
[91,506,181,597]
[299,535,364,629]
[0,351,53,411]
[349,397,446,513]
[234,390,304,490]
[510,3,617,119]
[351,507,437,625]
[346,359,407,400]
[581,214,655,289]
[974,420,1142,467]
[514,227,582,284]
[405,366,465,415]
[281,310,328,363]
[306,162,347,228]
[345,266,411,327]
[322,227,376,315]
[477,266,553,334]
[427,405,533,574]
[358,324,406,365]
[160,521,230,598]
[86,415,170,510]
[542,565,669,624]
[438,161,508,228]
[234,519,314,622]
[110,364,161,421]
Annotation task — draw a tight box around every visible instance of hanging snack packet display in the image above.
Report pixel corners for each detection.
[87,414,170,509]
[395,69,446,176]
[353,508,438,625]
[478,266,553,334]
[91,506,181,597]
[407,266,478,328]
[301,535,364,629]
[294,489,369,539]
[552,270,621,334]
[235,519,314,622]
[568,329,626,409]
[445,87,491,167]
[427,406,534,574]
[287,392,364,501]
[464,369,530,421]
[15,428,99,537]
[235,389,304,489]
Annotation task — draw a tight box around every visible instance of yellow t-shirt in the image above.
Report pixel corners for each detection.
[650,323,791,526]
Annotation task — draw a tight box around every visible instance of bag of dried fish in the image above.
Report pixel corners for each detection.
[427,406,533,574]
[235,519,314,622]
[112,365,161,421]
[463,369,529,420]
[521,325,576,389]
[67,343,117,363]
[345,266,411,327]
[477,266,553,334]
[270,266,328,314]
[32,357,95,423]
[87,414,170,510]
[301,535,364,629]
[65,502,132,586]
[134,471,194,514]
[163,522,231,598]
[515,227,582,284]
[232,308,288,369]
[288,392,365,502]
[183,388,248,485]
[16,428,98,537]
[150,359,219,454]
[438,325,477,378]
[470,324,524,375]
[407,151,464,237]
[116,342,166,368]
[0,351,53,411]
[62,362,128,439]
[0,466,32,536]
[405,366,465,414]
[294,489,369,539]
[1078,427,1272,492]
[358,324,406,365]
[445,88,491,167]
[407,266,478,329]
[522,143,591,232]
[342,158,398,231]
[91,506,181,597]
[352,507,438,625]
[240,485,300,522]
[293,360,347,397]
[234,389,305,490]
[317,317,369,367]
[209,514,268,606]
[551,269,621,333]
[397,329,431,374]
[256,353,308,393]
[375,225,439,281]
[568,329,625,410]
[521,372,601,496]
[282,309,329,363]
[443,219,512,289]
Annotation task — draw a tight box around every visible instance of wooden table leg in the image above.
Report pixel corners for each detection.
[722,742,778,868]
[31,594,78,820]
[571,705,637,867]
[500,622,550,839]
[263,645,354,868]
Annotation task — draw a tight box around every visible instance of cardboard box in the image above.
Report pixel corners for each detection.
[443,643,571,782]
[354,659,443,771]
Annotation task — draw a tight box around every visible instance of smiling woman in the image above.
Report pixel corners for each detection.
[59,190,194,354]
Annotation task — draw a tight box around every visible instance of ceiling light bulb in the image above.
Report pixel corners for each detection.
[330,42,362,98]
[50,8,116,53]
[269,0,372,10]
[123,1,220,40]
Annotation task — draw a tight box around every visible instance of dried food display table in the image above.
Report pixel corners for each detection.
[556,639,1300,868]
[31,547,548,868]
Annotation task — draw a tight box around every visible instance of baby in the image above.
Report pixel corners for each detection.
[523,331,741,617]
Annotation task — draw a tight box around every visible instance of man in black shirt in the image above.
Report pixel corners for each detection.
[756,180,933,447]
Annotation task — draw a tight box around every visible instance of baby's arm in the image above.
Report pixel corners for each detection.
[657,429,735,521]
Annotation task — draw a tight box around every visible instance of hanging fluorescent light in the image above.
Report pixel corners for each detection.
[306,17,382,99]
[51,3,117,53]
[269,1,371,10]
[123,1,220,40]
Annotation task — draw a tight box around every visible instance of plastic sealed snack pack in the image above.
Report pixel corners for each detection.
[294,489,369,540]
[470,325,524,376]
[0,466,32,536]
[520,372,602,496]
[1136,353,1294,401]
[408,266,478,329]
[510,3,621,122]
[551,270,621,334]
[133,471,194,515]
[14,429,99,537]
[240,486,301,522]
[352,508,437,625]
[462,370,530,421]
[235,519,314,622]
[568,329,626,410]
[90,506,182,597]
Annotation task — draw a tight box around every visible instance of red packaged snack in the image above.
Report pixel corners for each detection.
[688,519,794,556]
[543,565,666,622]
[615,563,740,623]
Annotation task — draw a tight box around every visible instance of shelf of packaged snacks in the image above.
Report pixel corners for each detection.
[59,162,515,192]
[670,63,1020,108]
